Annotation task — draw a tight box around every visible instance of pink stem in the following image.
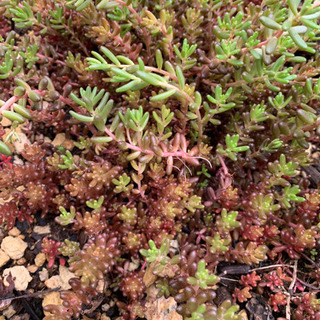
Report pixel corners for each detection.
[217,154,229,176]
[59,95,76,108]
[0,94,26,113]
[104,127,198,160]
[313,1,320,8]
[0,89,48,114]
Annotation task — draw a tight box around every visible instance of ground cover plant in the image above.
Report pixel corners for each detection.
[0,0,320,319]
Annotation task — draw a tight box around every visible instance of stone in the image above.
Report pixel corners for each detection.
[1,236,27,259]
[45,276,61,290]
[146,285,159,301]
[10,314,30,320]
[128,258,140,271]
[1,116,12,127]
[39,268,49,281]
[143,261,158,287]
[8,227,21,237]
[63,138,74,150]
[2,305,16,318]
[52,133,66,147]
[3,266,32,291]
[27,265,38,273]
[144,296,183,320]
[13,156,24,166]
[0,249,10,267]
[45,266,76,290]
[35,253,46,267]
[13,132,30,154]
[238,310,248,320]
[52,133,74,150]
[102,303,111,312]
[96,280,104,293]
[59,266,76,290]
[33,225,51,235]
[42,292,63,317]
[17,258,26,265]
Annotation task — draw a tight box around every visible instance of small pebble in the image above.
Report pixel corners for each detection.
[97,280,104,293]
[45,276,61,290]
[1,236,28,260]
[8,227,21,237]
[128,258,139,271]
[0,249,10,267]
[17,258,26,265]
[13,132,30,154]
[52,133,74,150]
[27,265,38,273]
[33,225,51,235]
[42,292,63,317]
[3,305,16,318]
[35,253,46,267]
[3,266,32,290]
[39,268,49,281]
[45,266,76,290]
[1,116,11,127]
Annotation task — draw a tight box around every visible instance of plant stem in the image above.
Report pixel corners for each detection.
[104,127,200,161]
[63,23,89,56]
[241,31,284,54]
[0,95,24,112]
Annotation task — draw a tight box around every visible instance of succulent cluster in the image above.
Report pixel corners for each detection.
[0,0,320,319]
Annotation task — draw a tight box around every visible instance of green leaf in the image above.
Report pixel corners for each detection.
[242,72,254,83]
[116,55,134,65]
[93,115,106,131]
[116,80,146,92]
[150,89,176,102]
[13,104,31,119]
[301,12,320,20]
[288,56,307,62]
[100,46,120,66]
[288,27,308,49]
[266,37,278,54]
[155,49,163,69]
[138,58,145,71]
[164,61,176,76]
[234,146,249,152]
[228,59,243,66]
[297,109,315,124]
[91,51,109,65]
[288,0,298,16]
[111,67,136,80]
[91,136,113,143]
[28,91,41,102]
[2,110,25,123]
[260,16,281,30]
[175,66,185,89]
[290,25,308,34]
[213,25,230,39]
[70,111,94,122]
[0,141,12,156]
[301,18,320,29]
[135,71,163,86]
[250,49,262,60]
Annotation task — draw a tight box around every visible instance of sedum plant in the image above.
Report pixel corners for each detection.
[0,0,320,319]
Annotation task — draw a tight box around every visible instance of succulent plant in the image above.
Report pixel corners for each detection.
[0,0,320,319]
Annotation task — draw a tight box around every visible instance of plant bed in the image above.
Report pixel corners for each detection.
[0,0,320,319]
